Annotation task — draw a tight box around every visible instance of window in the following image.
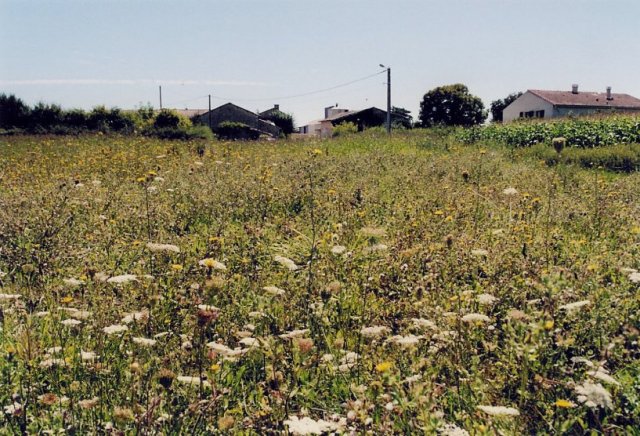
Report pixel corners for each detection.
[535,110,545,118]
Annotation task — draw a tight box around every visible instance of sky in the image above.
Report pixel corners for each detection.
[1,0,639,125]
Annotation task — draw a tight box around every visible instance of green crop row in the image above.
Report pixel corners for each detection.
[459,115,640,148]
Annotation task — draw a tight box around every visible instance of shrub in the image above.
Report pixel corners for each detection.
[215,121,260,140]
[0,94,30,129]
[332,121,358,137]
[154,109,192,130]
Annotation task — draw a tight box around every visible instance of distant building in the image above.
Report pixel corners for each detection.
[503,85,640,122]
[299,106,387,138]
[194,102,281,138]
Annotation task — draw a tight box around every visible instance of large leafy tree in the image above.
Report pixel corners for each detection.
[418,84,487,127]
[391,106,413,129]
[0,93,30,129]
[490,92,523,123]
[261,110,295,136]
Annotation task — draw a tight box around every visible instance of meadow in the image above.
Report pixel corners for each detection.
[0,130,639,434]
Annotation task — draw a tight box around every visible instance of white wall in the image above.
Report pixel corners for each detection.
[503,92,554,122]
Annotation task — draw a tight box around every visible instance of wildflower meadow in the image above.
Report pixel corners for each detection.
[0,131,639,434]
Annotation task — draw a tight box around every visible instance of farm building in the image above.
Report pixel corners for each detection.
[193,102,281,138]
[299,106,387,138]
[503,85,640,123]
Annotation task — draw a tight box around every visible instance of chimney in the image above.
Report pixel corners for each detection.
[571,84,579,94]
[274,104,279,110]
[324,104,336,119]
[606,87,612,100]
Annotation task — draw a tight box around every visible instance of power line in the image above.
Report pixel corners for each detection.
[211,70,386,103]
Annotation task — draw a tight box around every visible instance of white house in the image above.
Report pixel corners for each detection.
[503,85,640,122]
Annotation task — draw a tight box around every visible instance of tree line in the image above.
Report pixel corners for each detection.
[0,86,523,137]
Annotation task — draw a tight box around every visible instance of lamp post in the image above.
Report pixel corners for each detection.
[379,64,391,134]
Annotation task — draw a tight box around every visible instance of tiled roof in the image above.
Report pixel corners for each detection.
[529,90,640,108]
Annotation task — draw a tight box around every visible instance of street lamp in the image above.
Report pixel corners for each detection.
[380,64,391,134]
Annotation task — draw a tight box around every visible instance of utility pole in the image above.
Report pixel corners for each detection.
[208,94,212,130]
[380,64,391,134]
[386,67,391,135]
[159,86,163,110]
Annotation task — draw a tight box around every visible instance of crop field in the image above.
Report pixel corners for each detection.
[0,131,639,434]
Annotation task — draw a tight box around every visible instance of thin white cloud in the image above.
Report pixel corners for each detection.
[0,79,270,86]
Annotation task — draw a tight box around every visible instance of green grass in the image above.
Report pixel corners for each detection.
[0,131,639,434]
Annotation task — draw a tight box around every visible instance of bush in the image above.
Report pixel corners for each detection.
[525,142,640,172]
[332,122,358,137]
[154,109,192,130]
[458,115,640,148]
[215,121,260,140]
[0,94,30,129]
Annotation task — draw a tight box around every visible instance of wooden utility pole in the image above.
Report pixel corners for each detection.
[386,67,391,134]
[208,94,212,130]
[159,86,163,110]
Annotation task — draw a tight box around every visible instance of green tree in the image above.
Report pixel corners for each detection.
[261,110,295,136]
[490,92,523,123]
[418,84,487,127]
[154,109,192,129]
[391,106,413,129]
[0,94,30,129]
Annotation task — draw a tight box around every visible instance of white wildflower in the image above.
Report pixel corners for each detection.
[628,272,640,283]
[411,318,438,330]
[587,368,620,386]
[274,255,299,271]
[107,274,137,284]
[502,187,518,196]
[61,319,82,326]
[263,286,285,296]
[94,272,109,282]
[575,382,612,409]
[133,337,157,347]
[121,310,149,324]
[559,300,591,313]
[63,278,84,287]
[571,356,595,368]
[198,258,227,271]
[477,293,498,305]
[386,334,423,347]
[40,358,67,368]
[196,304,219,312]
[81,351,98,361]
[360,325,390,338]
[402,374,423,384]
[239,337,259,348]
[331,245,346,255]
[3,402,22,416]
[462,313,491,323]
[103,324,128,335]
[0,293,21,301]
[279,329,309,339]
[440,423,470,436]
[176,376,210,388]
[477,405,520,416]
[146,242,180,254]
[284,416,343,435]
[471,249,488,257]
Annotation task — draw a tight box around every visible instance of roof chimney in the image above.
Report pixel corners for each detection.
[324,104,336,119]
[606,87,612,100]
[274,104,279,110]
[571,84,579,94]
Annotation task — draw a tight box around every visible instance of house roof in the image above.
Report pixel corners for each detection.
[326,107,386,122]
[174,109,208,119]
[529,90,640,109]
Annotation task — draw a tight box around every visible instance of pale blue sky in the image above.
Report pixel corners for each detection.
[1,0,639,125]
